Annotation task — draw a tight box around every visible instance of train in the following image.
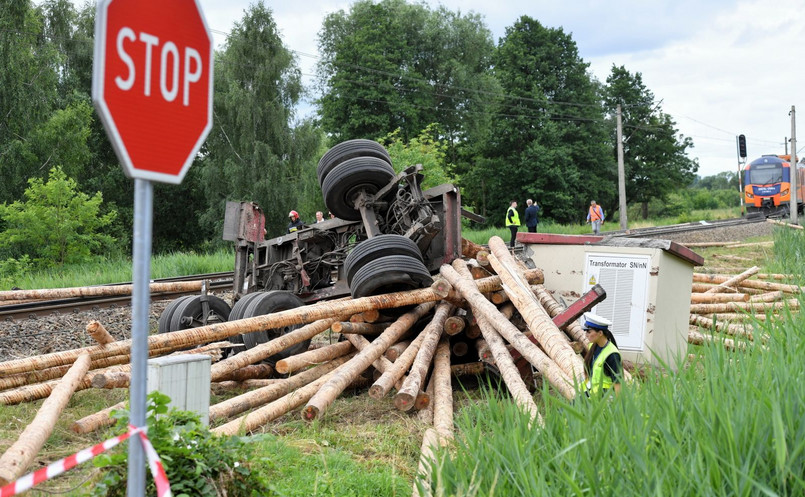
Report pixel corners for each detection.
[743,154,804,216]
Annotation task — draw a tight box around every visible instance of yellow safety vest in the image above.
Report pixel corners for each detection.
[506,206,520,227]
[584,341,619,395]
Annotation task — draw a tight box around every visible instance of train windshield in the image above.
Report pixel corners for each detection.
[746,163,784,185]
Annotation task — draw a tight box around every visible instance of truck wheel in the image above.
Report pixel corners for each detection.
[349,254,433,300]
[344,234,423,286]
[168,295,231,332]
[317,139,392,187]
[239,290,311,365]
[157,295,195,334]
[224,292,268,356]
[322,156,396,221]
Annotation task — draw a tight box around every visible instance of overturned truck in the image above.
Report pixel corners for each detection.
[158,139,466,363]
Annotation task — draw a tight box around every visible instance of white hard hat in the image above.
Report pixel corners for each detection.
[582,313,612,330]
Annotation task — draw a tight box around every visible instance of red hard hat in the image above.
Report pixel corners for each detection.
[289,210,298,218]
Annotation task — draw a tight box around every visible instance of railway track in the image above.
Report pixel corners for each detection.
[604,214,766,239]
[0,272,234,322]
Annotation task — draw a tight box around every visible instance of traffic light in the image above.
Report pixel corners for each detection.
[737,134,747,159]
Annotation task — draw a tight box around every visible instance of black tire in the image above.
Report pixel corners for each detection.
[168,295,231,332]
[317,139,392,187]
[157,295,195,334]
[344,235,423,287]
[239,290,311,364]
[225,292,267,356]
[322,157,396,221]
[349,254,433,299]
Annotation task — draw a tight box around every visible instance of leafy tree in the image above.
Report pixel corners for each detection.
[462,16,614,224]
[199,2,322,238]
[0,166,116,267]
[381,123,454,190]
[604,65,698,218]
[317,0,498,149]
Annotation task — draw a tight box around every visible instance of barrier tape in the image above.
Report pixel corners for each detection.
[0,425,171,497]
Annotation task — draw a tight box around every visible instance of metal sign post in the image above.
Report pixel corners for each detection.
[127,179,153,495]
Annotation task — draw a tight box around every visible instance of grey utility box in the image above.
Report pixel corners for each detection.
[147,354,211,425]
[518,233,703,370]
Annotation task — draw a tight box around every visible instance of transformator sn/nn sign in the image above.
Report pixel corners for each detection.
[92,0,213,184]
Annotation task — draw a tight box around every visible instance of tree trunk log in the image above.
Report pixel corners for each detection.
[71,400,126,435]
[461,238,487,260]
[303,302,436,420]
[0,354,91,485]
[0,280,451,378]
[442,260,575,401]
[417,373,436,424]
[487,237,585,384]
[384,340,412,362]
[703,266,759,294]
[274,340,354,375]
[412,428,440,497]
[689,300,799,314]
[531,284,590,347]
[451,362,485,377]
[86,320,115,345]
[443,316,466,336]
[432,335,454,444]
[331,321,389,335]
[209,354,354,423]
[690,293,750,303]
[749,291,785,303]
[689,314,760,341]
[691,283,738,293]
[693,273,802,294]
[91,371,130,389]
[688,330,747,351]
[215,363,274,382]
[0,281,208,301]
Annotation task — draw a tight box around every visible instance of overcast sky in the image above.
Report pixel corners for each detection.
[200,0,805,177]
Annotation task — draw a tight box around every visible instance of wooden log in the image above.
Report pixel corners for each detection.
[216,363,274,382]
[728,241,775,248]
[711,254,753,262]
[0,280,207,301]
[432,335,454,443]
[690,293,750,303]
[487,237,585,383]
[703,266,759,294]
[0,280,451,378]
[490,290,509,305]
[693,274,803,294]
[464,323,481,339]
[766,218,804,229]
[371,303,450,401]
[394,303,451,411]
[360,308,381,323]
[691,283,738,293]
[450,340,469,357]
[209,354,354,423]
[461,237,487,260]
[475,339,493,364]
[451,362,485,377]
[756,273,796,281]
[709,312,767,322]
[303,302,436,420]
[274,340,354,375]
[91,371,130,389]
[749,291,785,303]
[330,321,388,335]
[86,320,115,345]
[417,374,436,424]
[0,354,91,485]
[689,299,800,314]
[211,379,283,394]
[385,340,412,362]
[349,313,365,323]
[468,261,493,280]
[531,284,590,347]
[71,401,126,435]
[413,428,440,497]
[682,241,740,247]
[688,330,747,351]
[442,261,576,400]
[443,315,466,336]
[689,314,761,342]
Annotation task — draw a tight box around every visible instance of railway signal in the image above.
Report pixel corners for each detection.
[737,134,747,159]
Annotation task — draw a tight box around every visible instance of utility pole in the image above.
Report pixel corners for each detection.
[616,104,627,230]
[790,106,798,225]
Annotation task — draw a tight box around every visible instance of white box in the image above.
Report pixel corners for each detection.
[147,354,211,425]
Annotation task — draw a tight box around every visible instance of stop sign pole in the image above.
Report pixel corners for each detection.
[91,0,213,494]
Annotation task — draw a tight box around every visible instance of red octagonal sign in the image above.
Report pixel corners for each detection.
[92,0,213,184]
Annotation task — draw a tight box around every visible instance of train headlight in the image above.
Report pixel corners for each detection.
[746,192,754,199]
[781,189,789,196]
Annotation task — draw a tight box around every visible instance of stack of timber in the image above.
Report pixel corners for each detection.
[0,236,605,492]
[687,265,801,351]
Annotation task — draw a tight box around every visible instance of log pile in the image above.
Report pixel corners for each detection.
[0,235,603,493]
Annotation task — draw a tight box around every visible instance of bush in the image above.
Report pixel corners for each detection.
[92,392,274,497]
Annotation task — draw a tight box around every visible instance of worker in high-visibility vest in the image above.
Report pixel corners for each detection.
[581,313,622,396]
[505,200,520,248]
[586,200,605,235]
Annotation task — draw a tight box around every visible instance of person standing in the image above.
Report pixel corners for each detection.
[505,200,520,248]
[586,200,605,235]
[524,199,540,233]
[315,211,325,223]
[287,210,304,233]
[582,313,622,396]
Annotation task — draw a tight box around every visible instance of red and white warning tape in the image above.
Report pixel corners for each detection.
[0,425,171,497]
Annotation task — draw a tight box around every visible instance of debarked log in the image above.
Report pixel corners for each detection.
[689,299,800,314]
[690,293,750,303]
[274,340,354,375]
[86,320,115,345]
[703,266,759,294]
[0,280,208,302]
[331,321,389,335]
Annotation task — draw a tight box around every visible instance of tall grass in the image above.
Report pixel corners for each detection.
[7,249,233,290]
[421,231,805,496]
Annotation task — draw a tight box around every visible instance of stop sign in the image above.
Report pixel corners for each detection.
[92,0,213,184]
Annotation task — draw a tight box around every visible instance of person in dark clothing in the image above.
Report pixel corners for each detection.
[582,313,622,396]
[287,210,305,233]
[505,200,520,248]
[524,199,540,233]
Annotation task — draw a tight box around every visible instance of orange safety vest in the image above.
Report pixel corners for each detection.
[588,205,604,222]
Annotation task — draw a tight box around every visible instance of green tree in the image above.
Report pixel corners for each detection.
[381,124,454,190]
[199,2,322,237]
[317,0,498,149]
[0,166,116,267]
[604,65,698,218]
[462,16,614,224]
